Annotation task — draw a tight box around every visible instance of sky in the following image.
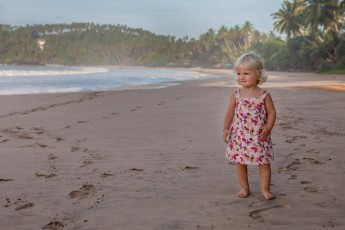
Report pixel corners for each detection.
[0,0,284,38]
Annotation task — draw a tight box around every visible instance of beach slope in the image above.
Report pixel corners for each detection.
[0,71,345,229]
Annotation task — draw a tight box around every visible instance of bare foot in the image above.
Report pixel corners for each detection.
[262,190,275,200]
[238,188,250,198]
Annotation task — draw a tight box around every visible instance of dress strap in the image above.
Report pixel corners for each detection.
[260,90,269,100]
[235,88,241,100]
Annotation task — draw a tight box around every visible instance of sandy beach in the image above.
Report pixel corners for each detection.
[0,69,345,229]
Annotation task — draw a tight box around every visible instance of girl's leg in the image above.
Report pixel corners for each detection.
[258,164,275,200]
[236,163,250,198]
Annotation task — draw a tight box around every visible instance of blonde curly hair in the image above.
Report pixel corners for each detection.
[233,53,268,85]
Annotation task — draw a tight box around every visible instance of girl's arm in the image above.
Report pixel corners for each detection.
[259,93,276,141]
[223,92,236,143]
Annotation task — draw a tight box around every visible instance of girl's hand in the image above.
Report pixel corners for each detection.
[223,129,231,143]
[259,126,272,142]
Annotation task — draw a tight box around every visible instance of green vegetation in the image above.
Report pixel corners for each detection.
[271,0,345,72]
[0,0,344,72]
[322,69,345,74]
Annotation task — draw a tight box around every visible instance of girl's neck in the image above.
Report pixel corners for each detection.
[241,84,258,90]
[239,86,262,98]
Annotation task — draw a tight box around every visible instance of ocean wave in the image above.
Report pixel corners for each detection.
[0,87,84,95]
[0,66,216,95]
[0,67,109,77]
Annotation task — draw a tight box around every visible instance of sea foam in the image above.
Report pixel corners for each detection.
[0,67,108,77]
[0,66,212,95]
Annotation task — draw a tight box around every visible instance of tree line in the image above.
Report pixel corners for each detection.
[0,0,344,72]
[271,0,345,72]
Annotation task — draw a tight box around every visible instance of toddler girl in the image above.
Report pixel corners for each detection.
[223,53,276,200]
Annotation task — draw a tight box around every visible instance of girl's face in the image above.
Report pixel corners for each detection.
[235,68,258,88]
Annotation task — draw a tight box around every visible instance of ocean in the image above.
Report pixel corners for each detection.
[0,65,213,95]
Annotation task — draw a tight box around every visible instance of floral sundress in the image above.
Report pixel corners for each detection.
[225,88,274,165]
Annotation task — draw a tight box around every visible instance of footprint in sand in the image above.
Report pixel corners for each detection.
[35,173,57,179]
[69,184,96,200]
[0,139,10,143]
[80,148,104,160]
[90,151,104,160]
[42,221,65,230]
[129,168,144,172]
[196,224,215,230]
[48,153,58,160]
[285,136,307,143]
[285,139,295,144]
[304,186,320,193]
[77,121,89,124]
[300,181,312,185]
[293,136,307,140]
[249,204,289,219]
[76,138,87,144]
[54,136,64,142]
[283,159,301,172]
[39,143,49,148]
[307,149,319,153]
[299,179,320,193]
[17,133,34,140]
[71,146,81,152]
[31,127,45,135]
[314,128,345,137]
[288,159,301,168]
[0,178,14,182]
[131,106,141,111]
[288,175,298,180]
[81,160,94,167]
[100,171,114,179]
[2,197,11,208]
[3,196,34,211]
[15,202,34,211]
[303,157,327,165]
[19,143,49,148]
[2,127,34,140]
[183,166,199,171]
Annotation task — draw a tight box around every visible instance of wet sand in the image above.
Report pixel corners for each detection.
[0,70,345,229]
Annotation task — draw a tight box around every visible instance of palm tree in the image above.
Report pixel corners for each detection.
[217,25,232,60]
[301,0,338,33]
[300,0,345,42]
[241,21,254,50]
[225,27,240,61]
[251,30,262,44]
[271,0,305,39]
[322,0,345,35]
[198,28,216,53]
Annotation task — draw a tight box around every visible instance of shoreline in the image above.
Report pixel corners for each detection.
[1,66,345,97]
[0,66,225,96]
